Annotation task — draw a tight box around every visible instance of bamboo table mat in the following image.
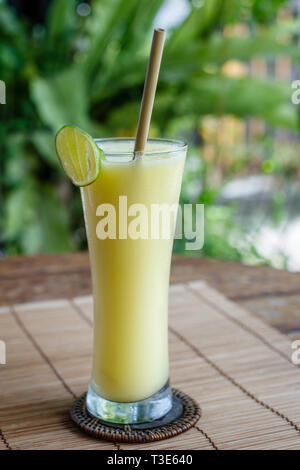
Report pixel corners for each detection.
[0,280,300,450]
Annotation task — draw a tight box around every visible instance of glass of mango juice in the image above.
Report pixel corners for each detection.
[81,138,187,423]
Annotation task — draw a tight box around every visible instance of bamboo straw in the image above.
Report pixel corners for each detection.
[134,28,166,156]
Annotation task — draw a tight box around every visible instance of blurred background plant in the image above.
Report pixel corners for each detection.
[1,0,300,269]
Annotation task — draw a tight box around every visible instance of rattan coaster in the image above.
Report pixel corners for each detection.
[70,388,201,443]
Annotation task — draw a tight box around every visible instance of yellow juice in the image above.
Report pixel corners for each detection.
[81,139,186,403]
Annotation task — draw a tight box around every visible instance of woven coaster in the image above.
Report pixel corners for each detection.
[70,388,201,443]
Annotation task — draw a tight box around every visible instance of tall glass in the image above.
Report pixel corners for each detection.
[81,138,187,423]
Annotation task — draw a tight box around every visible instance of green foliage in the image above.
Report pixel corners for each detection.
[252,0,287,23]
[0,0,299,260]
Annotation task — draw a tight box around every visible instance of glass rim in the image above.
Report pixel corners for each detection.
[94,137,188,157]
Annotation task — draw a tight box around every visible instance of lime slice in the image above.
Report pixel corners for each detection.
[55,125,103,186]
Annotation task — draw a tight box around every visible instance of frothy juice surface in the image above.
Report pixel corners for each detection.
[81,139,186,403]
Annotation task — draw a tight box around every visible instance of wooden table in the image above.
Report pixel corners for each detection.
[1,253,300,340]
[1,253,300,450]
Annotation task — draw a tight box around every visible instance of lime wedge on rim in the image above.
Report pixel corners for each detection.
[55,125,103,186]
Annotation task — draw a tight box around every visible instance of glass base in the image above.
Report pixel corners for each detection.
[86,381,172,424]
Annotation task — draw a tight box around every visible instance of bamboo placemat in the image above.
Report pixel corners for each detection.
[0,280,300,450]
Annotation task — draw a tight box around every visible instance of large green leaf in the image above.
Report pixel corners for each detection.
[252,0,286,24]
[3,181,75,254]
[168,0,223,50]
[90,53,146,101]
[31,66,97,134]
[83,0,139,74]
[0,1,25,37]
[30,130,61,169]
[171,74,298,129]
[83,0,164,83]
[119,0,165,50]
[20,186,75,254]
[162,34,300,86]
[47,0,77,45]
[4,133,30,185]
[3,182,36,240]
